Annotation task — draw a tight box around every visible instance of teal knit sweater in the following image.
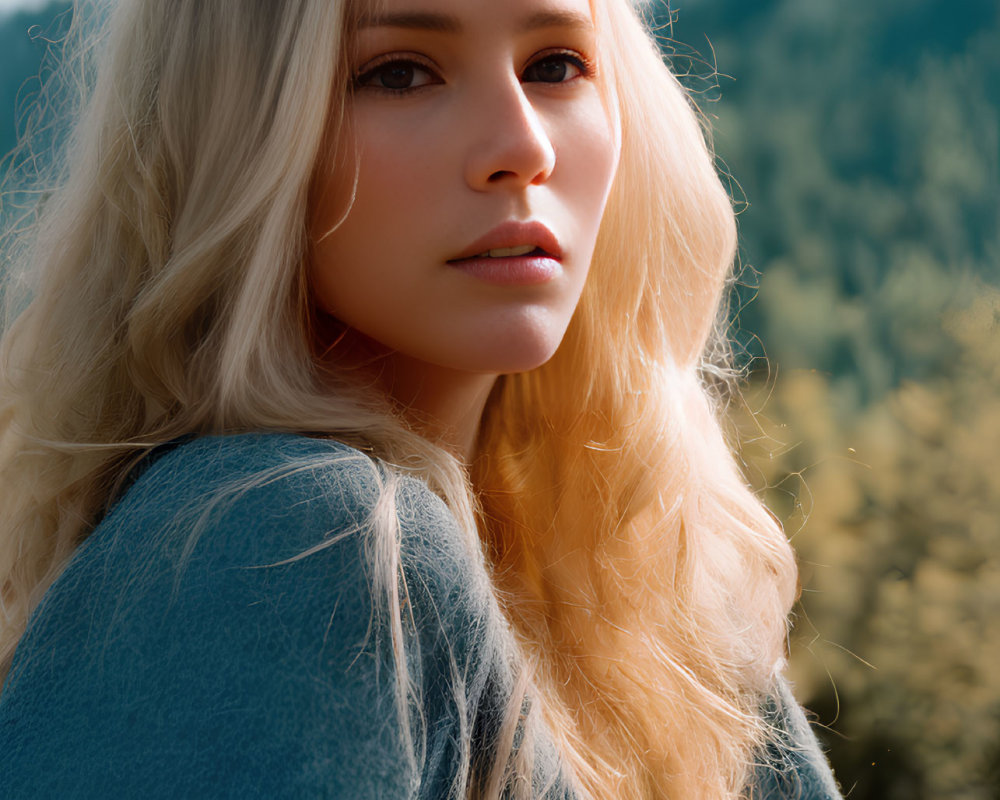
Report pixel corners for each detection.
[0,433,842,798]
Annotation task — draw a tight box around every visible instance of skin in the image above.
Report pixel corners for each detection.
[308,0,620,460]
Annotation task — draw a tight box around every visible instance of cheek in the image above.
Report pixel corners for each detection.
[321,143,419,248]
[308,122,438,316]
[355,122,439,215]
[558,100,620,228]
[337,122,451,263]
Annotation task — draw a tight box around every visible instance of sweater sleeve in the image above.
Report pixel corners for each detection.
[0,434,487,799]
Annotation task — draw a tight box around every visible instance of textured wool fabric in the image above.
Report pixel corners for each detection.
[0,433,842,798]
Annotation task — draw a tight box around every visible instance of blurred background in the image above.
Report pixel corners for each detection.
[2,1,998,796]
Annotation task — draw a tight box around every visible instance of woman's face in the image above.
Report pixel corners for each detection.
[309,0,619,378]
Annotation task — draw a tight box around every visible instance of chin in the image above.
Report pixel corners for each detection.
[449,333,565,376]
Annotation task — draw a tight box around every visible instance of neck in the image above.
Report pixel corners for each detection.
[321,328,498,462]
[376,355,498,462]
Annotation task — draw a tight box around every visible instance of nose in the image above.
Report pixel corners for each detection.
[463,77,556,191]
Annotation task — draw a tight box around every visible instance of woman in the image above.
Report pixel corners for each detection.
[0,0,843,797]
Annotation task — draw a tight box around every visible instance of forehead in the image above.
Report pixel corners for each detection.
[355,0,596,33]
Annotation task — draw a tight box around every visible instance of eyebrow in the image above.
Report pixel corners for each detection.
[357,9,594,34]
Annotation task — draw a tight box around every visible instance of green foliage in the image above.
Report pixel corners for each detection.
[0,3,73,242]
[0,3,72,162]
[666,0,999,403]
[666,1,1000,796]
[740,289,1000,799]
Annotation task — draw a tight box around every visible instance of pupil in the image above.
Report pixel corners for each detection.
[381,65,413,89]
[537,59,567,82]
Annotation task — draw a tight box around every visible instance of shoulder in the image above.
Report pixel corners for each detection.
[102,431,469,574]
[110,432,383,553]
[0,432,488,797]
[750,678,845,799]
[85,431,488,646]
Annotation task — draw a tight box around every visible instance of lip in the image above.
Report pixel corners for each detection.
[447,220,563,263]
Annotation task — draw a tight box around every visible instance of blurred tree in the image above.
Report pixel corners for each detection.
[664,0,999,401]
[740,287,1000,799]
[661,0,1000,796]
[0,2,72,242]
[0,3,72,161]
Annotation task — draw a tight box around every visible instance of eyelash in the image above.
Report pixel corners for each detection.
[353,49,597,95]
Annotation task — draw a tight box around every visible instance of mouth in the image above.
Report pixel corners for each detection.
[447,220,563,263]
[450,245,551,262]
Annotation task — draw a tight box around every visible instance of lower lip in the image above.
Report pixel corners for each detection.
[448,255,561,286]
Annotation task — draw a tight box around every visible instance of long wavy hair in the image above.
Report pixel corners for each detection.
[0,0,799,797]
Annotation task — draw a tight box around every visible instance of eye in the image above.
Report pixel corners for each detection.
[522,51,593,84]
[355,58,440,92]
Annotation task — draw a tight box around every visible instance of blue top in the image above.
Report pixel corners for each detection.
[0,433,842,798]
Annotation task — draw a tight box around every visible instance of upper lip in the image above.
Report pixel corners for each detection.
[448,221,563,262]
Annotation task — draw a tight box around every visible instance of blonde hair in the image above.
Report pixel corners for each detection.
[0,0,798,798]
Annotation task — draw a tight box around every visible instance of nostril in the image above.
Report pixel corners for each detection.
[488,170,516,183]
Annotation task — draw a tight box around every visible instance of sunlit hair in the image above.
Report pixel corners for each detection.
[0,0,798,797]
